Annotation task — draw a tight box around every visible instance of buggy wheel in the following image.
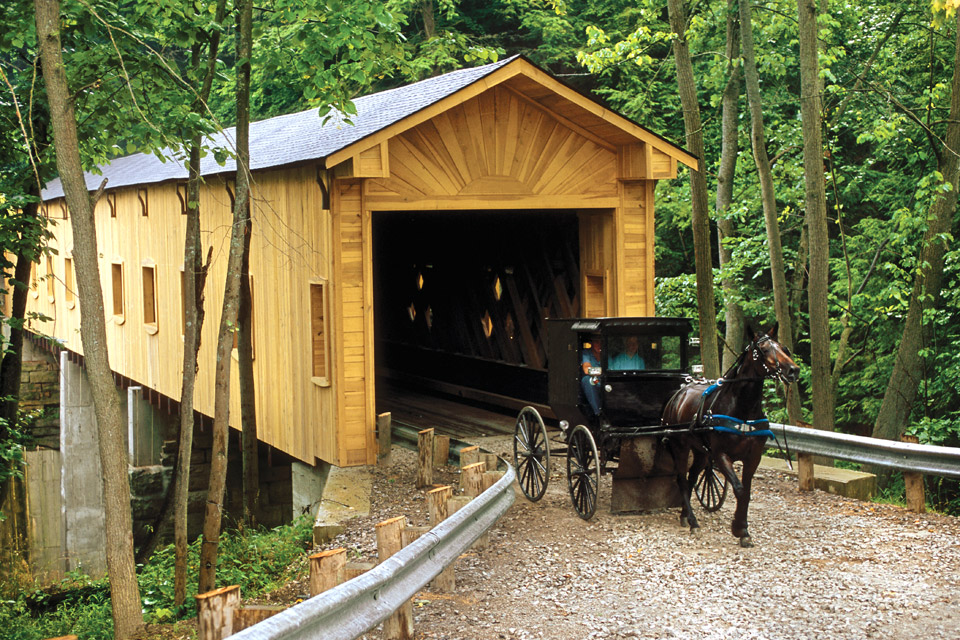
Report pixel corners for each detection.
[695,463,728,512]
[513,406,550,502]
[566,425,600,520]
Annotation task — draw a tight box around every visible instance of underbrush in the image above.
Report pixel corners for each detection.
[0,515,313,639]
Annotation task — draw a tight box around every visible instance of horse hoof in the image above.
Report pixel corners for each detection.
[680,516,689,528]
[739,535,754,548]
[691,527,702,538]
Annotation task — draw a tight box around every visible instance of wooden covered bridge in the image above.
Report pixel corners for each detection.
[31,55,696,471]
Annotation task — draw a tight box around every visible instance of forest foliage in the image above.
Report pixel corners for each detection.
[2,1,960,472]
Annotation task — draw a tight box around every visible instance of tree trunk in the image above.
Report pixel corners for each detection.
[796,0,834,431]
[239,190,258,527]
[739,0,801,423]
[872,12,960,444]
[667,0,720,379]
[197,0,252,594]
[173,0,227,604]
[34,0,143,636]
[421,0,436,39]
[716,0,744,373]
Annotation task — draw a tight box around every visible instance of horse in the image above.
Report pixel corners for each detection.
[660,323,799,547]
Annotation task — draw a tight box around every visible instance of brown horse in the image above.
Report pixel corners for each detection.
[661,324,799,547]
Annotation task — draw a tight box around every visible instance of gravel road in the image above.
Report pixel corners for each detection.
[323,436,960,640]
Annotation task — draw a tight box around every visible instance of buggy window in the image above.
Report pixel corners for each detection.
[660,335,682,370]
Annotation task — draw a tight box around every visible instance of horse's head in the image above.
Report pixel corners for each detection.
[745,323,800,383]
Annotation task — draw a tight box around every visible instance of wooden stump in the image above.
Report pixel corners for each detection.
[461,462,486,498]
[377,412,392,465]
[376,516,413,640]
[901,435,926,513]
[459,445,480,468]
[345,560,375,581]
[417,428,434,488]
[482,453,499,472]
[797,453,815,492]
[309,548,346,597]
[434,434,450,467]
[233,605,284,633]
[482,471,504,492]
[447,495,487,549]
[427,485,452,526]
[196,585,241,640]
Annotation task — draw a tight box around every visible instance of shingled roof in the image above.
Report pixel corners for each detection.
[42,55,692,200]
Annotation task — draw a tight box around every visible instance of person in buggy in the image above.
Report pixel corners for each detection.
[580,336,603,418]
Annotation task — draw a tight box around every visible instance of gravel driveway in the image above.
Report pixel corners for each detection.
[327,436,960,640]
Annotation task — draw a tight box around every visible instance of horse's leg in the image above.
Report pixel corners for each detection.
[730,443,763,548]
[668,439,699,533]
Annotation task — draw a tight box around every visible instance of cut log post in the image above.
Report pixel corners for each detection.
[196,585,241,640]
[482,453,499,472]
[233,606,285,633]
[377,412,392,465]
[427,485,452,526]
[461,462,486,498]
[901,435,926,513]
[417,428,434,488]
[309,548,346,597]
[459,445,480,468]
[427,485,455,591]
[797,453,815,492]
[376,516,413,640]
[434,434,450,467]
[401,524,430,547]
[482,471,504,492]
[447,495,488,549]
[345,560,375,581]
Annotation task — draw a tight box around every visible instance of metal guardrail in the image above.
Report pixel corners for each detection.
[768,422,960,479]
[231,462,516,640]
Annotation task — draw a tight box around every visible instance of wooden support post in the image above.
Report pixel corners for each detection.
[482,471,504,492]
[196,585,241,640]
[428,485,452,526]
[459,445,480,468]
[461,462,486,498]
[377,412,392,465]
[797,453,815,492]
[401,524,430,547]
[309,548,346,597]
[417,428,435,488]
[376,516,413,640]
[434,434,450,467]
[447,495,488,549]
[482,453,499,472]
[233,606,284,633]
[901,435,926,513]
[345,560,375,581]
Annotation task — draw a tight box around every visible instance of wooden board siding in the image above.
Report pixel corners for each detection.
[615,180,656,316]
[27,166,337,465]
[331,179,374,466]
[579,211,614,317]
[363,85,620,211]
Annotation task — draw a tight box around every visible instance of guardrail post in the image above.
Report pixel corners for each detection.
[417,428,434,488]
[797,453,815,491]
[196,585,240,640]
[376,516,414,640]
[377,412,392,465]
[460,445,480,468]
[482,453,499,472]
[462,462,486,497]
[428,485,455,592]
[434,434,450,467]
[309,548,346,597]
[233,605,285,632]
[901,435,926,513]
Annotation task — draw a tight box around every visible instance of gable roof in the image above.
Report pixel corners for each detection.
[42,55,695,200]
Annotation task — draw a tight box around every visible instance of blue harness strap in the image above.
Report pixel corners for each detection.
[705,414,773,438]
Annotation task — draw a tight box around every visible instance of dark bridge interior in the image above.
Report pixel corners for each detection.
[373,210,580,417]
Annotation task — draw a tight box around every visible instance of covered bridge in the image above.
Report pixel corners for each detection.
[31,55,696,470]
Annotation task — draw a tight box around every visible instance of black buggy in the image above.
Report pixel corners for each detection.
[512,317,727,520]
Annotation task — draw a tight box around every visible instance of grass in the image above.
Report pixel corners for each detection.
[0,515,314,640]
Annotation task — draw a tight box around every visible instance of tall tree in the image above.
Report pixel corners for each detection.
[33,0,142,635]
[739,0,800,422]
[667,0,720,378]
[796,0,833,431]
[173,0,227,607]
[716,0,744,372]
[873,9,960,444]
[197,0,252,595]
